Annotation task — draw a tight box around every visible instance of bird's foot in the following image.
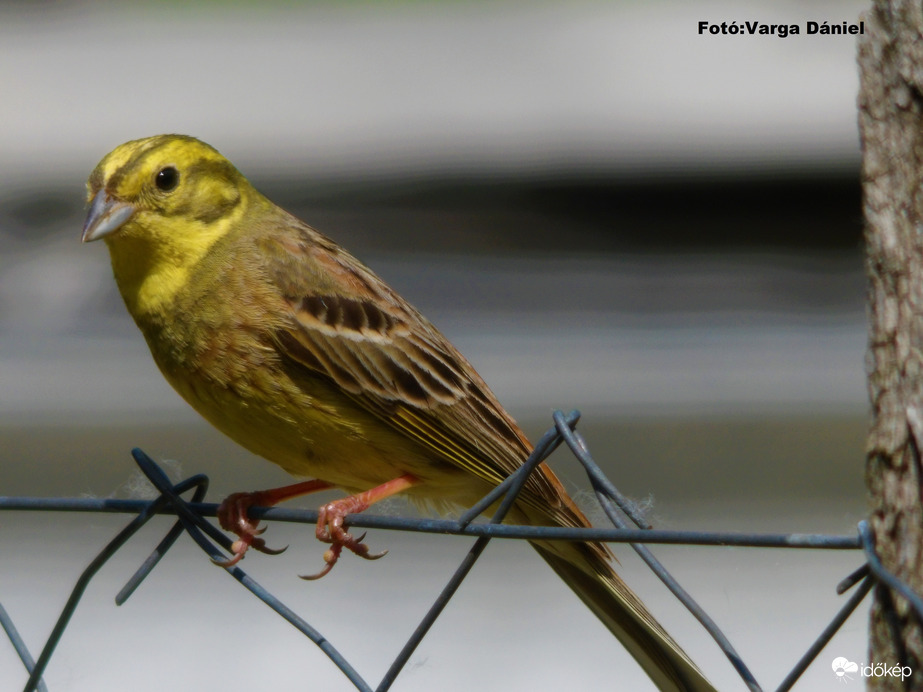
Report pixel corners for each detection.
[300,497,387,580]
[212,479,335,567]
[213,491,289,567]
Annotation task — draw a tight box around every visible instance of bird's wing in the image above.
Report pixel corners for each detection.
[257,220,584,525]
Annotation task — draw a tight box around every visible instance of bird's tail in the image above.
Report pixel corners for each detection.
[495,478,714,692]
[529,542,715,692]
[532,543,715,692]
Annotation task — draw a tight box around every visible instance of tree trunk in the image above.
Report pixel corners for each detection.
[859,2,923,689]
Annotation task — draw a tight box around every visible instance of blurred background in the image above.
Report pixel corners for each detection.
[1,1,870,690]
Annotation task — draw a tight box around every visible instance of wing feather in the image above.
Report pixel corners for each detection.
[259,219,588,529]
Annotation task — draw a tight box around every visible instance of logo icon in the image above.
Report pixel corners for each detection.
[832,657,859,682]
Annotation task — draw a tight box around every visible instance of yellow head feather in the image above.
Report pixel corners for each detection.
[84,134,259,318]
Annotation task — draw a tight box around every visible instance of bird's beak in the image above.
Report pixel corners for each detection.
[81,190,136,243]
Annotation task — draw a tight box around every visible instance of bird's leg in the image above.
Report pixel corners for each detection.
[215,479,334,567]
[301,474,420,580]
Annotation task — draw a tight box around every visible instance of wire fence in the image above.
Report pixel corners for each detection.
[0,409,910,692]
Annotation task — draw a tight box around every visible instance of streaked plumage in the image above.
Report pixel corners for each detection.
[82,135,714,692]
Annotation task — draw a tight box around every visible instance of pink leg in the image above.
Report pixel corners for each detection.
[215,479,334,567]
[301,474,420,580]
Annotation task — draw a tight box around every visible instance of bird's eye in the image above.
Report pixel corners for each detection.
[155,166,179,192]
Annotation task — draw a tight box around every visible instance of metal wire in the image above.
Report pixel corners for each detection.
[0,410,905,692]
[552,410,759,691]
[0,602,47,692]
[1,497,861,550]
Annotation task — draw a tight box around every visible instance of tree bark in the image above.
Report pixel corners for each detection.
[859,2,923,689]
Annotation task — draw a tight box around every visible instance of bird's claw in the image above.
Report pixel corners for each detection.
[303,502,388,579]
[349,532,389,561]
[215,491,287,566]
[300,544,343,580]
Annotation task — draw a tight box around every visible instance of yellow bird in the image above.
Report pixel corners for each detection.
[82,135,713,692]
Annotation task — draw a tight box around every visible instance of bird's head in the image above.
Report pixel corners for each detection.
[82,134,255,316]
[82,134,248,243]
